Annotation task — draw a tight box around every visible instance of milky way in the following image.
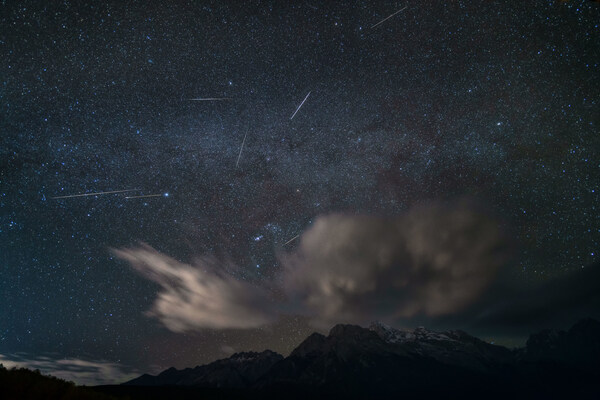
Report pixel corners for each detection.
[1,0,598,383]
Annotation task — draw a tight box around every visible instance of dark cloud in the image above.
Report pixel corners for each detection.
[457,262,600,337]
[281,201,512,327]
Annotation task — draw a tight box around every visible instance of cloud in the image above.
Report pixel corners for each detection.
[282,201,511,326]
[0,354,141,386]
[114,201,511,331]
[460,261,600,336]
[113,244,275,331]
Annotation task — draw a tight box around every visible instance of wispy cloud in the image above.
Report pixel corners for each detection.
[0,354,141,386]
[113,244,276,331]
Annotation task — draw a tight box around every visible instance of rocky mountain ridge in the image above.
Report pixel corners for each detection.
[125,350,283,388]
[122,319,600,399]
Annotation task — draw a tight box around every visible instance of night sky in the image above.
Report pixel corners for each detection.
[1,0,599,385]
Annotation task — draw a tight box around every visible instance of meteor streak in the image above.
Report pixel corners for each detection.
[290,91,311,120]
[51,189,139,199]
[283,234,300,246]
[236,125,249,168]
[189,98,231,101]
[370,6,407,29]
[125,194,164,199]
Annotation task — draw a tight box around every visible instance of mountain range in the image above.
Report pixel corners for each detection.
[112,319,600,399]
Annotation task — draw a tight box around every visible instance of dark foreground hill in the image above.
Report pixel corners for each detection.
[92,318,600,400]
[0,365,118,400]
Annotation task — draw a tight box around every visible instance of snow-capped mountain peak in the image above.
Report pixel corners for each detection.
[368,321,458,343]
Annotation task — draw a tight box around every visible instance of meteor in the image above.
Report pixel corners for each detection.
[290,91,311,120]
[51,189,139,199]
[236,125,249,168]
[189,98,231,101]
[283,234,300,246]
[125,194,165,199]
[370,6,407,29]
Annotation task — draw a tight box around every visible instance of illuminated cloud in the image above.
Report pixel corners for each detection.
[282,201,511,326]
[113,244,275,331]
[115,202,511,331]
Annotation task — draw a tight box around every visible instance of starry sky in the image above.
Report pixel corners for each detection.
[1,0,599,385]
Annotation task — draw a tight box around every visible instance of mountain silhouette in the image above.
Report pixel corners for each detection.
[113,319,600,399]
[125,350,282,388]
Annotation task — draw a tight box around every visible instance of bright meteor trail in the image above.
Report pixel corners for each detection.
[283,234,300,246]
[236,125,249,168]
[50,189,139,199]
[125,194,164,199]
[290,91,311,120]
[189,98,231,101]
[370,6,407,29]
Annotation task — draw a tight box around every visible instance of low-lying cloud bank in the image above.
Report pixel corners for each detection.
[115,201,514,331]
[0,354,141,386]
